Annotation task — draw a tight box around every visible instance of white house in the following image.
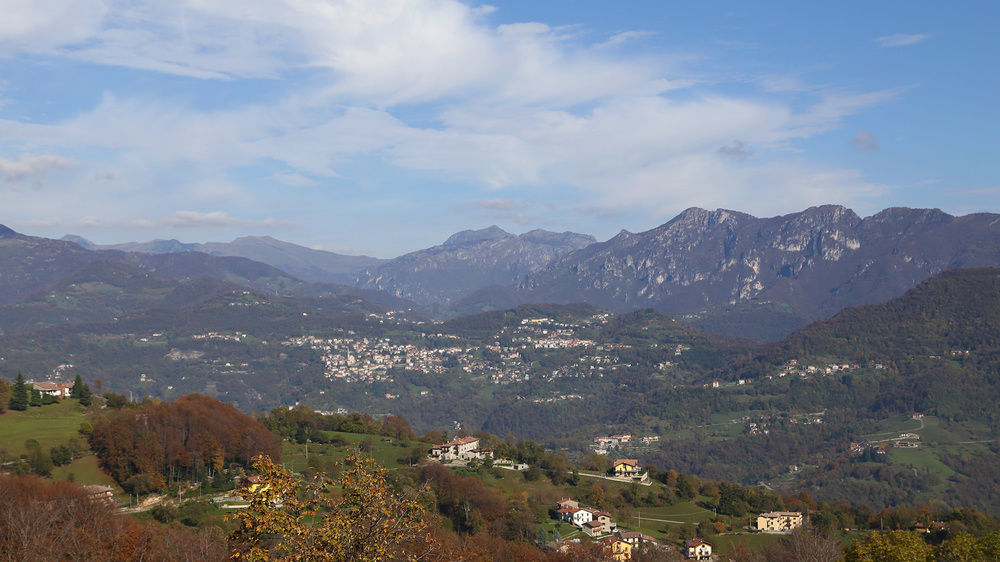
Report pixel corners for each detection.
[557,506,594,527]
[428,437,481,461]
[685,539,712,560]
[32,381,74,398]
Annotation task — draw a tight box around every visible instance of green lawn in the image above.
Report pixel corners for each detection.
[50,454,119,487]
[0,400,88,456]
[281,431,416,473]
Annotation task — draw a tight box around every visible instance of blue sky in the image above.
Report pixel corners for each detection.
[1,0,997,257]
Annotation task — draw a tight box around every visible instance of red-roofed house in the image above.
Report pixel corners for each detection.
[32,381,74,398]
[685,538,712,560]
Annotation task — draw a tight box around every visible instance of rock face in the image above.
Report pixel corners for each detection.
[354,227,596,305]
[520,206,1000,337]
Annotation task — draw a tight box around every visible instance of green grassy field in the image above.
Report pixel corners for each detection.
[50,454,118,486]
[280,430,416,473]
[0,400,87,456]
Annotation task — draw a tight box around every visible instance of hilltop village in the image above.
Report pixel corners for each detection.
[281,313,627,384]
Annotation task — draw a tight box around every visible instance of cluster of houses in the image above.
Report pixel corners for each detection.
[554,498,673,560]
[592,433,661,456]
[553,498,716,560]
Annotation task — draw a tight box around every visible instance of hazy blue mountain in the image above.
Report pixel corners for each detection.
[62,234,385,284]
[354,227,596,305]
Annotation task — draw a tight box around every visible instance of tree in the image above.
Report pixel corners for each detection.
[71,375,83,398]
[763,525,842,562]
[9,371,29,411]
[844,530,934,562]
[0,378,9,414]
[937,532,984,562]
[77,383,92,407]
[29,388,42,407]
[231,454,447,561]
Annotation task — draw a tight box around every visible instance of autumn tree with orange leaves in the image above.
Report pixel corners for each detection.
[230,453,452,561]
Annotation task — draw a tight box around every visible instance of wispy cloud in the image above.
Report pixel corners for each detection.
[875,33,932,48]
[718,140,753,159]
[0,0,903,239]
[601,30,656,47]
[462,198,554,225]
[852,130,879,151]
[61,212,292,229]
[130,211,292,229]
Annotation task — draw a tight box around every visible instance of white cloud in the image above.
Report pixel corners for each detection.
[875,33,932,48]
[0,0,106,54]
[0,0,902,235]
[0,153,75,183]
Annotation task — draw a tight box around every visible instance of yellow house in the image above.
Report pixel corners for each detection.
[601,537,632,561]
[756,511,803,533]
[613,459,640,476]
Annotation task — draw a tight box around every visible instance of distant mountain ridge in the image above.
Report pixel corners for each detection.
[63,234,385,284]
[28,203,1000,341]
[354,226,596,305]
[520,205,1000,339]
[0,226,410,335]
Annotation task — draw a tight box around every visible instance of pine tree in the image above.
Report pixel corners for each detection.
[29,388,42,407]
[9,371,28,411]
[71,374,83,399]
[78,383,92,407]
[536,527,548,547]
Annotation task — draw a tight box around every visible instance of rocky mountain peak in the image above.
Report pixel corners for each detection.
[443,226,513,246]
[519,229,596,246]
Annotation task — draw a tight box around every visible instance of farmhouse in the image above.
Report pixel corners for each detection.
[685,538,712,560]
[557,506,593,527]
[428,436,481,461]
[756,511,804,533]
[31,381,74,398]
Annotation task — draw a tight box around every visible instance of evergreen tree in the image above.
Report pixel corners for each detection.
[71,374,83,398]
[536,527,547,547]
[29,388,42,407]
[553,528,561,542]
[9,371,28,411]
[78,383,92,407]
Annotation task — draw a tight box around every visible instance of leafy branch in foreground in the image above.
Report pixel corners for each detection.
[230,454,448,561]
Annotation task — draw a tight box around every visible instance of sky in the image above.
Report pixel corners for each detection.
[1,0,997,257]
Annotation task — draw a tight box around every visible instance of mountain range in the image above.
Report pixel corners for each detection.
[63,234,384,285]
[39,204,1000,340]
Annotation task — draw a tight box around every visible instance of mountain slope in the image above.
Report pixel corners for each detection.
[355,226,595,305]
[621,267,1000,513]
[522,206,1000,340]
[65,235,385,284]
